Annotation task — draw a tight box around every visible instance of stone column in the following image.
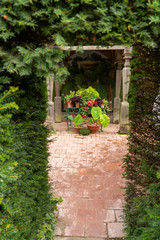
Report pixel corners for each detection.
[120,47,132,133]
[54,81,62,123]
[46,74,54,129]
[113,62,123,123]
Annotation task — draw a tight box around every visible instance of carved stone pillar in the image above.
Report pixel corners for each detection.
[46,74,54,129]
[54,81,62,123]
[120,47,132,133]
[113,62,123,123]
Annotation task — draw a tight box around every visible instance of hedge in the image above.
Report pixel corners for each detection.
[123,43,160,239]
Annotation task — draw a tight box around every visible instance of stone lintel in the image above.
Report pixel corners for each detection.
[58,45,126,51]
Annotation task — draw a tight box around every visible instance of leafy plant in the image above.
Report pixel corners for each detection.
[88,106,110,128]
[70,96,82,106]
[94,97,103,107]
[74,114,83,127]
[64,91,76,103]
[79,128,90,135]
[76,87,99,99]
[50,129,56,134]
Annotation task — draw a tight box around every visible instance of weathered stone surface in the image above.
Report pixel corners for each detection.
[46,75,55,125]
[113,97,121,124]
[108,223,125,238]
[120,101,129,134]
[115,210,124,222]
[104,210,115,223]
[119,47,132,133]
[55,81,61,97]
[55,96,62,122]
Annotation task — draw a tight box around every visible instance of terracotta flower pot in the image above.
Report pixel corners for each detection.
[75,102,80,108]
[73,126,83,134]
[87,124,100,133]
[67,101,73,108]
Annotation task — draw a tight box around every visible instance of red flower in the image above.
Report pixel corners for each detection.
[93,37,96,41]
[72,114,77,117]
[82,116,87,118]
[3,15,7,19]
[86,107,88,110]
[94,101,98,105]
[87,102,92,106]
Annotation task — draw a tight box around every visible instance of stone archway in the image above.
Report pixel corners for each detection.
[46,46,132,133]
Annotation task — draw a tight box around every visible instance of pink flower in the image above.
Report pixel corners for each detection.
[86,107,88,110]
[94,101,98,105]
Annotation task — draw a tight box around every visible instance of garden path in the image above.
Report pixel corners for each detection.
[48,123,128,239]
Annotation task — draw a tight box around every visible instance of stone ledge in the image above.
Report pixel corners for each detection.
[55,237,124,240]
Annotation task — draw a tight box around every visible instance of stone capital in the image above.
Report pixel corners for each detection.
[124,47,132,67]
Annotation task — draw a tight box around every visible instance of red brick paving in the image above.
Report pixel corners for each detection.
[48,123,128,238]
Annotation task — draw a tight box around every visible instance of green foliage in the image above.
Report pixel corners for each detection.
[13,74,48,123]
[0,1,160,239]
[76,86,99,99]
[64,90,76,103]
[79,128,90,135]
[74,114,83,127]
[93,83,108,99]
[91,106,101,120]
[91,106,110,127]
[50,129,56,134]
[61,82,76,101]
[0,86,19,111]
[0,78,60,239]
[129,181,160,240]
[122,43,160,239]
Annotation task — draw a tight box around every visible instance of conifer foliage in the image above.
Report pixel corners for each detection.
[0,0,160,239]
[122,43,160,239]
[0,79,61,239]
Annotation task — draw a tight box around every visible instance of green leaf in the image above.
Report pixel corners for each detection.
[91,106,102,120]
[100,113,110,127]
[74,114,83,127]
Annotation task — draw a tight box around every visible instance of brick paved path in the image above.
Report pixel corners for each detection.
[48,124,128,239]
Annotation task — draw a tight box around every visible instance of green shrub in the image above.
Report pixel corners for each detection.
[79,128,90,135]
[0,76,60,239]
[76,86,99,99]
[122,43,160,239]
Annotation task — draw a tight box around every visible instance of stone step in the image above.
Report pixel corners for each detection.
[55,236,124,240]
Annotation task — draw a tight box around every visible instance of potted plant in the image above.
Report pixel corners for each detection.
[101,99,109,110]
[73,114,84,133]
[69,107,110,134]
[70,96,82,108]
[93,97,103,107]
[87,106,110,133]
[64,91,75,107]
